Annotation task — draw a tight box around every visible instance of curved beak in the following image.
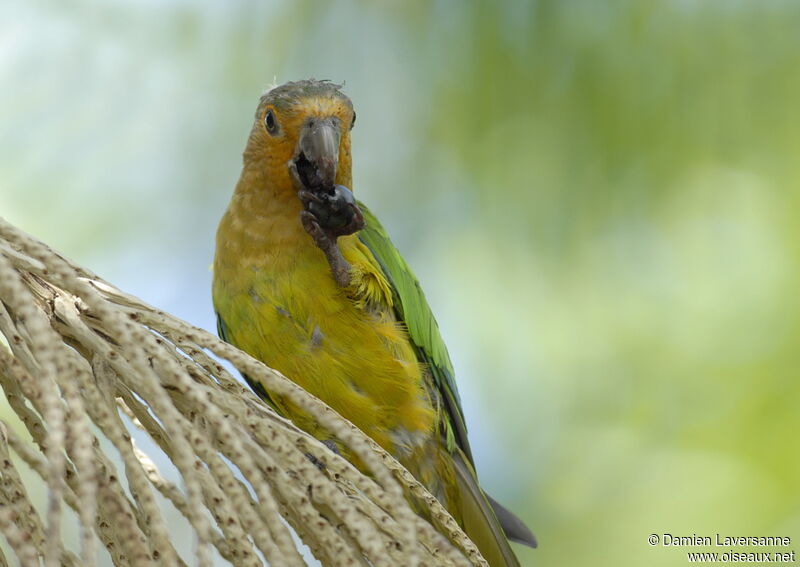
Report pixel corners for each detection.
[293,117,341,191]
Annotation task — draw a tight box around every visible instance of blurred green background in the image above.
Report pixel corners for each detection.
[2,1,800,565]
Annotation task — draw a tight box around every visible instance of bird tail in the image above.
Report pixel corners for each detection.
[449,448,533,567]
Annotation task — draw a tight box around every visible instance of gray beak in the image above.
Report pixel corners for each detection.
[294,118,341,191]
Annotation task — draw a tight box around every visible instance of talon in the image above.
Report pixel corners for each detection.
[300,211,328,248]
[298,189,323,205]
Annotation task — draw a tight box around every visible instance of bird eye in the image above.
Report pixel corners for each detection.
[350,111,356,130]
[264,109,278,134]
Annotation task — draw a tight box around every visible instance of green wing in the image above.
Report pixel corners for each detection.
[356,201,474,464]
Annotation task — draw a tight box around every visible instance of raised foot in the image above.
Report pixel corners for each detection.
[299,185,364,242]
[299,185,364,288]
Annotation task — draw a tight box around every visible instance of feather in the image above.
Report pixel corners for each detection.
[487,494,538,548]
[356,203,474,462]
[356,202,537,564]
[451,449,521,567]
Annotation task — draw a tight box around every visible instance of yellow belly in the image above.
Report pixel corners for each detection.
[213,225,435,455]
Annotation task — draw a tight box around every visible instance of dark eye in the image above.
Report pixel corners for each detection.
[350,111,356,130]
[264,109,278,134]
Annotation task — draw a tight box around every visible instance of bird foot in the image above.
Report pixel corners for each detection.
[299,186,364,238]
[299,186,364,287]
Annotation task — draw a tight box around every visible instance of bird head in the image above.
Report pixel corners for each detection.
[243,80,356,196]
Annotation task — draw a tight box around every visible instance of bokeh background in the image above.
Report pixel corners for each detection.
[2,1,800,565]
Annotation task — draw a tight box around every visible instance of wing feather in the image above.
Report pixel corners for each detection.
[356,202,474,463]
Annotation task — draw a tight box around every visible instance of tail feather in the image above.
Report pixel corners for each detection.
[450,449,521,567]
[486,494,538,548]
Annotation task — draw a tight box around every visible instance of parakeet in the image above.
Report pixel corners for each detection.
[212,79,536,566]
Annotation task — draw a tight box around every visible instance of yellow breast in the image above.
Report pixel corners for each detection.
[212,187,435,455]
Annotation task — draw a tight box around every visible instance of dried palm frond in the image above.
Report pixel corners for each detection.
[0,217,486,567]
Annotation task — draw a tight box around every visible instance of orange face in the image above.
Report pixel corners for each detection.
[243,81,356,195]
